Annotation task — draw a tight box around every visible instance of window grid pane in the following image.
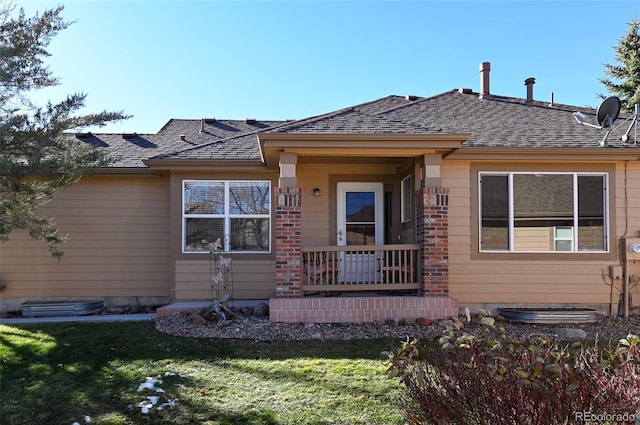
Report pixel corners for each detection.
[184,181,224,214]
[578,175,606,251]
[230,218,270,251]
[184,218,224,252]
[513,174,573,252]
[229,182,270,215]
[480,174,509,250]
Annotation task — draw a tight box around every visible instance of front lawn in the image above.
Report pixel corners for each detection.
[0,321,407,425]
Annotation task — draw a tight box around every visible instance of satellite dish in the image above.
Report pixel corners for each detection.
[572,96,622,146]
[596,96,621,128]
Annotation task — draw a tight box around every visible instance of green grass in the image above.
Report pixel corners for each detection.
[0,321,408,425]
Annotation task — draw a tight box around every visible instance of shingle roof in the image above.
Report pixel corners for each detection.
[377,90,628,149]
[71,118,287,167]
[261,90,638,148]
[78,89,639,169]
[261,105,440,134]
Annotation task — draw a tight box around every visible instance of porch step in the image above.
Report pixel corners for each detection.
[270,296,457,323]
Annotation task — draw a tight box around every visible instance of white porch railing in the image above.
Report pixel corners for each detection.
[301,244,420,292]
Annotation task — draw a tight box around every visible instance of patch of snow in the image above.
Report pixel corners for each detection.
[157,399,177,410]
[137,377,165,393]
[134,373,179,415]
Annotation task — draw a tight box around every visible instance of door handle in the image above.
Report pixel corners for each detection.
[337,230,343,243]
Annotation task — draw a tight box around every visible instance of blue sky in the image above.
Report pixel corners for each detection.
[20,0,640,134]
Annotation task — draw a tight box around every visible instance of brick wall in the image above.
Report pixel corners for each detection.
[274,187,302,298]
[417,187,449,296]
[270,296,458,323]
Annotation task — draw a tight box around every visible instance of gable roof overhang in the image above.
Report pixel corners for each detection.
[258,132,470,169]
[142,158,268,172]
[448,147,640,162]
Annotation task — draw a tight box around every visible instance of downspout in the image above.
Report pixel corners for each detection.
[623,261,630,318]
[620,160,632,318]
[613,108,639,317]
[623,109,640,317]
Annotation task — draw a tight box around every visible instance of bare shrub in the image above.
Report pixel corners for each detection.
[388,324,640,425]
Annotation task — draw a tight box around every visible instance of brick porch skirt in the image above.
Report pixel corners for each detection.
[269,296,458,323]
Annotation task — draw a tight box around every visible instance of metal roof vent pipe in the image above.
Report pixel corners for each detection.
[479,62,491,99]
[525,77,535,104]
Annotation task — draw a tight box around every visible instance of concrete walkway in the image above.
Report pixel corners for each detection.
[1,300,264,324]
[0,313,156,325]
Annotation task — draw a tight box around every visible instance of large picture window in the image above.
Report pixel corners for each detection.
[479,172,608,252]
[183,180,270,253]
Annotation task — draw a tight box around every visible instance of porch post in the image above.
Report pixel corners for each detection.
[417,185,450,296]
[274,153,302,298]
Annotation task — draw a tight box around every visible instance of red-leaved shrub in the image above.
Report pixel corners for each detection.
[388,323,640,425]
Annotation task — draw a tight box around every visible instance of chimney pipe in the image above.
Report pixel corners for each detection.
[479,62,491,99]
[525,77,535,104]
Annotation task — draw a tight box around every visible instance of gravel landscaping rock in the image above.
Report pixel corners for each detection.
[155,313,640,343]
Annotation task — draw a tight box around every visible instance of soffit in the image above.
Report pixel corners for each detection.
[258,133,469,168]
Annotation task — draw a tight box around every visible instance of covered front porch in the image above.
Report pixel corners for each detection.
[259,131,468,323]
[270,188,457,323]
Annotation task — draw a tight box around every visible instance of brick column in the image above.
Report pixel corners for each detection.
[274,187,302,298]
[417,187,449,296]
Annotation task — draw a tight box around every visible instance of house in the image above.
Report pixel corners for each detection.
[2,62,640,322]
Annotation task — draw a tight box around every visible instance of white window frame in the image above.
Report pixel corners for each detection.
[182,180,271,253]
[479,171,609,253]
[401,174,412,223]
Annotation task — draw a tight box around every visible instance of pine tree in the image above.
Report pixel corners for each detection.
[0,4,128,259]
[598,15,640,112]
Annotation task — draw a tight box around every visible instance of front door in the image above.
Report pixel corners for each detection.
[337,182,383,283]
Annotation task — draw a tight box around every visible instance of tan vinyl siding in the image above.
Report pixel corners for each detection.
[616,162,640,307]
[446,162,473,266]
[616,162,640,235]
[445,161,623,307]
[451,262,612,304]
[0,175,171,301]
[299,166,331,246]
[174,260,274,300]
[298,163,398,246]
